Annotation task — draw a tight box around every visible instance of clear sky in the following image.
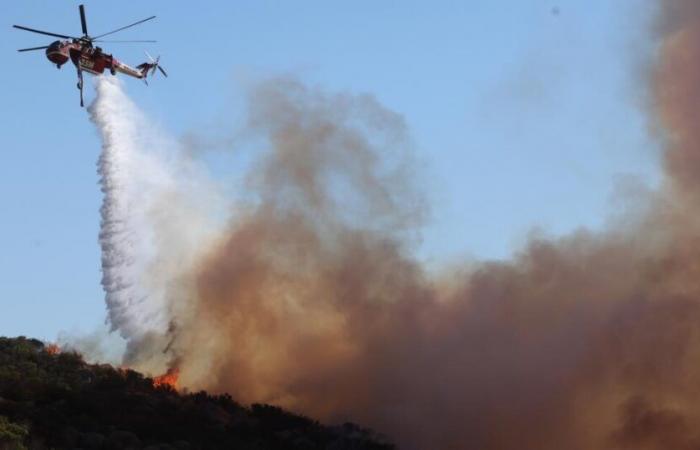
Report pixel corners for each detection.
[1,1,659,340]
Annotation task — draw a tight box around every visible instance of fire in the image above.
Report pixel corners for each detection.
[45,343,60,355]
[153,368,179,390]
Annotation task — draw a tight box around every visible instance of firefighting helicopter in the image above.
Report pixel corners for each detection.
[13,4,167,107]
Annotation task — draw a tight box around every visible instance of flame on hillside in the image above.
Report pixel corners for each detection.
[153,368,179,390]
[45,344,60,355]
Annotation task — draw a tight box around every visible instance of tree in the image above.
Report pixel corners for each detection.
[0,415,28,450]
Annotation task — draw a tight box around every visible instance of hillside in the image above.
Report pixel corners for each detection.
[0,337,394,450]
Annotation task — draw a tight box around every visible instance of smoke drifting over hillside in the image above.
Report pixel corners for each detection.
[87,3,700,449]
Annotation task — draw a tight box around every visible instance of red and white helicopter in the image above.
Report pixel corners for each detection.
[14,5,167,107]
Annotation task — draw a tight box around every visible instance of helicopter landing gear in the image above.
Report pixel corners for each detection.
[76,67,84,107]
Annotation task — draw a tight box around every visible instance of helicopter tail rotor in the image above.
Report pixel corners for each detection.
[143,51,168,79]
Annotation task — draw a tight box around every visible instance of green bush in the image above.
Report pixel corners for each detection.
[0,416,28,450]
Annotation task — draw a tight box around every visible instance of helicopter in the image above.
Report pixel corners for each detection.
[13,4,167,107]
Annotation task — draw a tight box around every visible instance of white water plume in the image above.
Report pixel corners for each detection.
[89,76,221,370]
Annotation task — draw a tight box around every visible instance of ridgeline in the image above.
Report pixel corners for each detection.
[0,337,394,450]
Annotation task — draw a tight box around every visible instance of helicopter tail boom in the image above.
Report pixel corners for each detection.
[111,56,166,83]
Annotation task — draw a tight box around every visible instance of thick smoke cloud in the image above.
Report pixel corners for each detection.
[654,0,700,198]
[88,3,700,448]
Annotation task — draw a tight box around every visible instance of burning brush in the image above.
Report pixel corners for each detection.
[152,367,179,390]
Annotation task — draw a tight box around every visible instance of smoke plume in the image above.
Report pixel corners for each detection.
[87,3,700,448]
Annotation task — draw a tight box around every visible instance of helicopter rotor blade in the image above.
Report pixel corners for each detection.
[92,15,156,40]
[17,45,50,52]
[157,65,168,78]
[79,4,88,36]
[12,25,75,40]
[93,39,157,43]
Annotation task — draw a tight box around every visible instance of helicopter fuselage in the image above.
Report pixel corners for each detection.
[46,40,146,79]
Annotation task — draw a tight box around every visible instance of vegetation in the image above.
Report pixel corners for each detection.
[0,336,394,450]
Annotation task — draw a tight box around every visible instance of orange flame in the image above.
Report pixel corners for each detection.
[45,343,60,355]
[153,368,179,389]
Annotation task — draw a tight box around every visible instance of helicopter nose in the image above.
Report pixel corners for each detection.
[46,41,69,66]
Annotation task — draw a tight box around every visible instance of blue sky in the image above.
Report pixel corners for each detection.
[1,1,659,340]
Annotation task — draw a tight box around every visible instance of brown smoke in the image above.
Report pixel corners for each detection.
[144,4,700,449]
[655,0,700,198]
